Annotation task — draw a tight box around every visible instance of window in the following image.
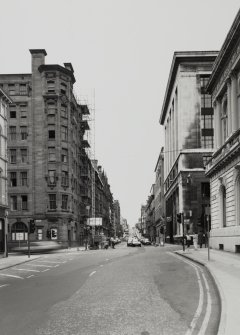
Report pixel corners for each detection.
[201,183,210,198]
[61,126,68,141]
[48,147,56,162]
[201,115,213,129]
[9,149,17,164]
[47,81,55,93]
[61,171,68,186]
[10,172,17,187]
[20,104,27,119]
[222,100,228,142]
[19,84,27,95]
[20,171,28,186]
[37,228,43,240]
[49,194,57,210]
[61,148,68,163]
[20,126,28,140]
[8,84,15,96]
[20,149,28,163]
[10,109,16,118]
[21,195,28,210]
[201,136,214,148]
[9,126,17,141]
[62,194,68,210]
[11,222,28,241]
[60,82,67,95]
[47,101,56,115]
[61,104,67,118]
[48,129,55,139]
[203,156,212,167]
[222,186,227,227]
[48,170,56,185]
[10,196,17,210]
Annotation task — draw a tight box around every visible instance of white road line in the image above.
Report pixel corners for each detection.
[106,258,109,261]
[41,269,50,272]
[26,275,35,279]
[89,271,96,277]
[13,268,40,273]
[100,265,104,267]
[169,253,205,335]
[0,284,9,289]
[198,272,212,335]
[21,263,55,268]
[0,273,24,280]
[35,260,65,264]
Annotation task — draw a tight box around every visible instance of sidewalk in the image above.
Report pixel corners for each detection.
[0,254,41,270]
[175,247,240,335]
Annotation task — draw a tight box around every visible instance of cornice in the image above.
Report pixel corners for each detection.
[38,64,76,83]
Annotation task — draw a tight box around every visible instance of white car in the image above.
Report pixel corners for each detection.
[132,238,141,247]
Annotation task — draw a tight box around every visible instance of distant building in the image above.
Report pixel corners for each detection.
[159,51,218,242]
[0,88,11,257]
[206,10,240,252]
[113,200,121,237]
[154,147,165,244]
[145,184,155,242]
[0,49,90,248]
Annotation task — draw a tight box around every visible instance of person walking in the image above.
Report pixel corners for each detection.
[185,232,191,252]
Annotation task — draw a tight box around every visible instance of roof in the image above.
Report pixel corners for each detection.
[159,51,218,125]
[38,64,76,83]
[207,9,240,93]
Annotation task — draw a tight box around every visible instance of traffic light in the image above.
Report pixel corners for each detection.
[177,213,182,223]
[29,220,35,233]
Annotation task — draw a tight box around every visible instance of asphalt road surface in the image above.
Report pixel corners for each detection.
[0,244,220,335]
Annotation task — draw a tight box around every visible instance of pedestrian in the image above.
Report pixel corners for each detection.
[84,237,88,251]
[193,232,198,251]
[198,231,203,248]
[185,232,191,252]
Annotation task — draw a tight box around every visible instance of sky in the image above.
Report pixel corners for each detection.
[0,0,239,226]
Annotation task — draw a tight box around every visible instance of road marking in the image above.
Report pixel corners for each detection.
[106,258,109,261]
[13,268,40,273]
[0,284,9,289]
[100,265,103,267]
[22,263,55,268]
[36,260,65,264]
[89,271,96,277]
[198,272,212,335]
[169,253,205,335]
[0,273,24,280]
[41,269,50,272]
[26,275,35,278]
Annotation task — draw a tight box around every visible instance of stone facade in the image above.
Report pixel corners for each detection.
[206,9,240,252]
[0,89,11,256]
[159,51,218,242]
[0,49,90,248]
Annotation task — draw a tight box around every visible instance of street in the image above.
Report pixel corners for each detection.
[0,244,220,335]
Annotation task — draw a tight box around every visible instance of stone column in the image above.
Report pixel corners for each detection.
[227,78,232,136]
[231,71,238,132]
[216,98,222,148]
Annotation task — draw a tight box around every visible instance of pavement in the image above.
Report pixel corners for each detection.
[1,245,240,334]
[175,246,240,335]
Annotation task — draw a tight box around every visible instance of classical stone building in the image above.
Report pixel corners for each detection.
[159,51,218,242]
[206,9,240,252]
[0,89,11,257]
[0,49,90,248]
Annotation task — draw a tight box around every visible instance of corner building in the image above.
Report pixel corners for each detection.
[159,51,218,242]
[206,10,240,252]
[0,49,90,248]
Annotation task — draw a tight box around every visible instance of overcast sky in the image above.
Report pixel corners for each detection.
[0,0,239,226]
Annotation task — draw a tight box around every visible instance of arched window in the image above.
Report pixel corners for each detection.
[219,184,227,228]
[11,222,28,241]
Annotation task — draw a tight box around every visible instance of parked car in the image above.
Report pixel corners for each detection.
[132,238,141,247]
[127,238,133,247]
[142,238,151,245]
